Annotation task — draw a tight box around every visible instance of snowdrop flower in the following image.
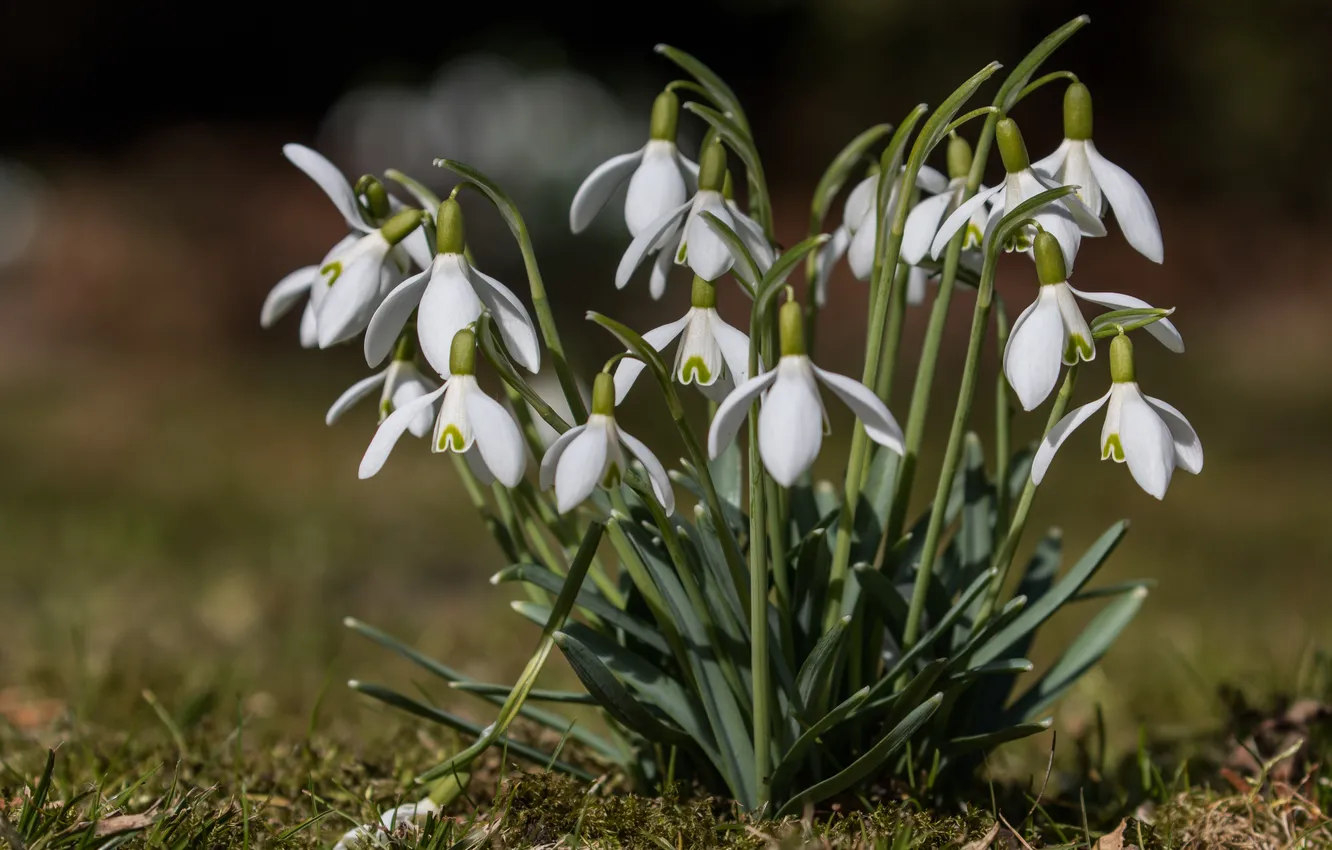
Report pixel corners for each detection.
[363,198,541,379]
[1033,83,1163,263]
[331,798,440,850]
[570,91,698,238]
[540,373,675,514]
[260,148,430,345]
[812,163,946,304]
[1032,334,1201,499]
[1005,231,1183,410]
[359,329,527,486]
[902,134,990,266]
[612,275,751,403]
[326,338,438,438]
[617,141,768,293]
[708,300,904,486]
[931,118,1105,273]
[315,209,424,348]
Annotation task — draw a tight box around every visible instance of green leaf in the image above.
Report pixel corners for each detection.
[853,563,910,634]
[943,658,1034,687]
[990,186,1082,255]
[810,124,893,226]
[946,718,1053,755]
[777,693,943,816]
[682,102,771,230]
[554,631,696,749]
[686,510,749,636]
[384,168,442,210]
[1090,307,1175,339]
[795,615,852,713]
[655,45,750,131]
[477,314,570,435]
[768,687,870,800]
[417,522,605,782]
[852,445,901,563]
[700,212,760,292]
[493,563,668,655]
[673,462,746,538]
[994,16,1091,113]
[972,521,1128,667]
[755,233,832,316]
[902,61,1004,203]
[1005,586,1147,722]
[349,681,596,780]
[446,682,595,705]
[708,433,743,513]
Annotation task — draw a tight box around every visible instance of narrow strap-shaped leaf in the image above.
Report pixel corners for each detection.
[554,631,696,750]
[682,102,772,234]
[795,616,852,713]
[852,444,901,564]
[349,681,596,781]
[945,719,1053,755]
[655,45,750,132]
[477,313,570,435]
[417,522,604,782]
[756,233,833,318]
[973,521,1127,666]
[853,563,910,635]
[777,693,943,817]
[384,168,443,210]
[994,16,1090,112]
[943,658,1033,687]
[944,595,1028,675]
[493,563,668,655]
[810,124,893,227]
[768,687,870,800]
[673,463,747,537]
[447,682,595,705]
[1005,587,1147,722]
[686,510,749,638]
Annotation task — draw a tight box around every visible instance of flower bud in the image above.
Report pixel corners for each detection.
[649,90,680,142]
[947,134,973,180]
[690,274,717,309]
[698,141,727,193]
[1109,333,1135,383]
[436,198,465,255]
[591,371,616,416]
[1063,83,1093,141]
[381,209,425,246]
[1033,231,1067,285]
[449,328,476,376]
[995,118,1030,173]
[779,299,805,357]
[356,175,391,220]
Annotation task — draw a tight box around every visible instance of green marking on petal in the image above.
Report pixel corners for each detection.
[1064,334,1092,364]
[1102,434,1125,462]
[678,356,712,385]
[676,242,688,263]
[319,262,342,286]
[379,399,393,420]
[437,425,466,453]
[601,465,621,490]
[963,222,983,249]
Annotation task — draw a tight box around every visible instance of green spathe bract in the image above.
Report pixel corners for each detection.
[332,15,1171,815]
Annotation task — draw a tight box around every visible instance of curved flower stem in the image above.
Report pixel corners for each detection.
[746,311,773,809]
[976,363,1079,625]
[901,247,999,650]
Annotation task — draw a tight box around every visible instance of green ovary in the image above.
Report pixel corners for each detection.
[437,425,466,452]
[1102,434,1125,462]
[679,357,712,385]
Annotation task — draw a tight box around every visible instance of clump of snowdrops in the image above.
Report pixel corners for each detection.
[262,16,1201,815]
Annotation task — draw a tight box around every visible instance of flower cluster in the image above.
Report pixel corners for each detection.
[264,23,1203,814]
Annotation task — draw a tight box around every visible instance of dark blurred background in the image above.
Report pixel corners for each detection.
[2,0,1328,750]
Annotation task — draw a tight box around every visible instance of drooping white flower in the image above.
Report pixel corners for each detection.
[708,301,904,486]
[612,275,751,403]
[326,352,438,438]
[331,798,440,850]
[931,117,1106,273]
[1004,231,1183,410]
[540,373,675,514]
[1032,83,1163,263]
[812,164,948,304]
[260,146,431,344]
[315,210,424,348]
[902,134,990,267]
[617,141,770,292]
[1032,334,1201,499]
[359,329,527,486]
[363,198,541,379]
[570,91,698,238]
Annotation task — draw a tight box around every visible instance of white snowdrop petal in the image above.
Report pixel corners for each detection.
[468,265,542,373]
[617,428,675,514]
[707,369,778,458]
[465,387,528,487]
[1004,289,1067,411]
[318,241,390,348]
[283,144,370,232]
[299,301,318,348]
[1031,138,1072,179]
[1085,141,1164,263]
[811,364,904,454]
[1067,285,1184,353]
[262,266,317,327]
[846,215,879,281]
[1144,394,1203,475]
[813,225,851,307]
[709,312,753,386]
[554,420,611,513]
[1053,282,1095,364]
[930,184,1002,259]
[540,425,585,490]
[681,193,735,281]
[625,143,688,237]
[758,360,825,486]
[612,312,691,403]
[416,256,484,378]
[358,386,447,479]
[915,165,948,194]
[1030,389,1112,485]
[364,267,431,367]
[1118,386,1175,499]
[327,372,388,425]
[571,149,643,234]
[901,192,953,265]
[616,202,690,289]
[842,175,878,230]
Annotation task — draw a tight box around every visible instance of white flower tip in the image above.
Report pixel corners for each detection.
[489,572,502,585]
[347,679,361,688]
[357,459,379,480]
[343,616,360,628]
[508,600,525,613]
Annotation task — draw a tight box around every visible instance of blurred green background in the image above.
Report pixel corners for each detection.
[1,0,1328,759]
